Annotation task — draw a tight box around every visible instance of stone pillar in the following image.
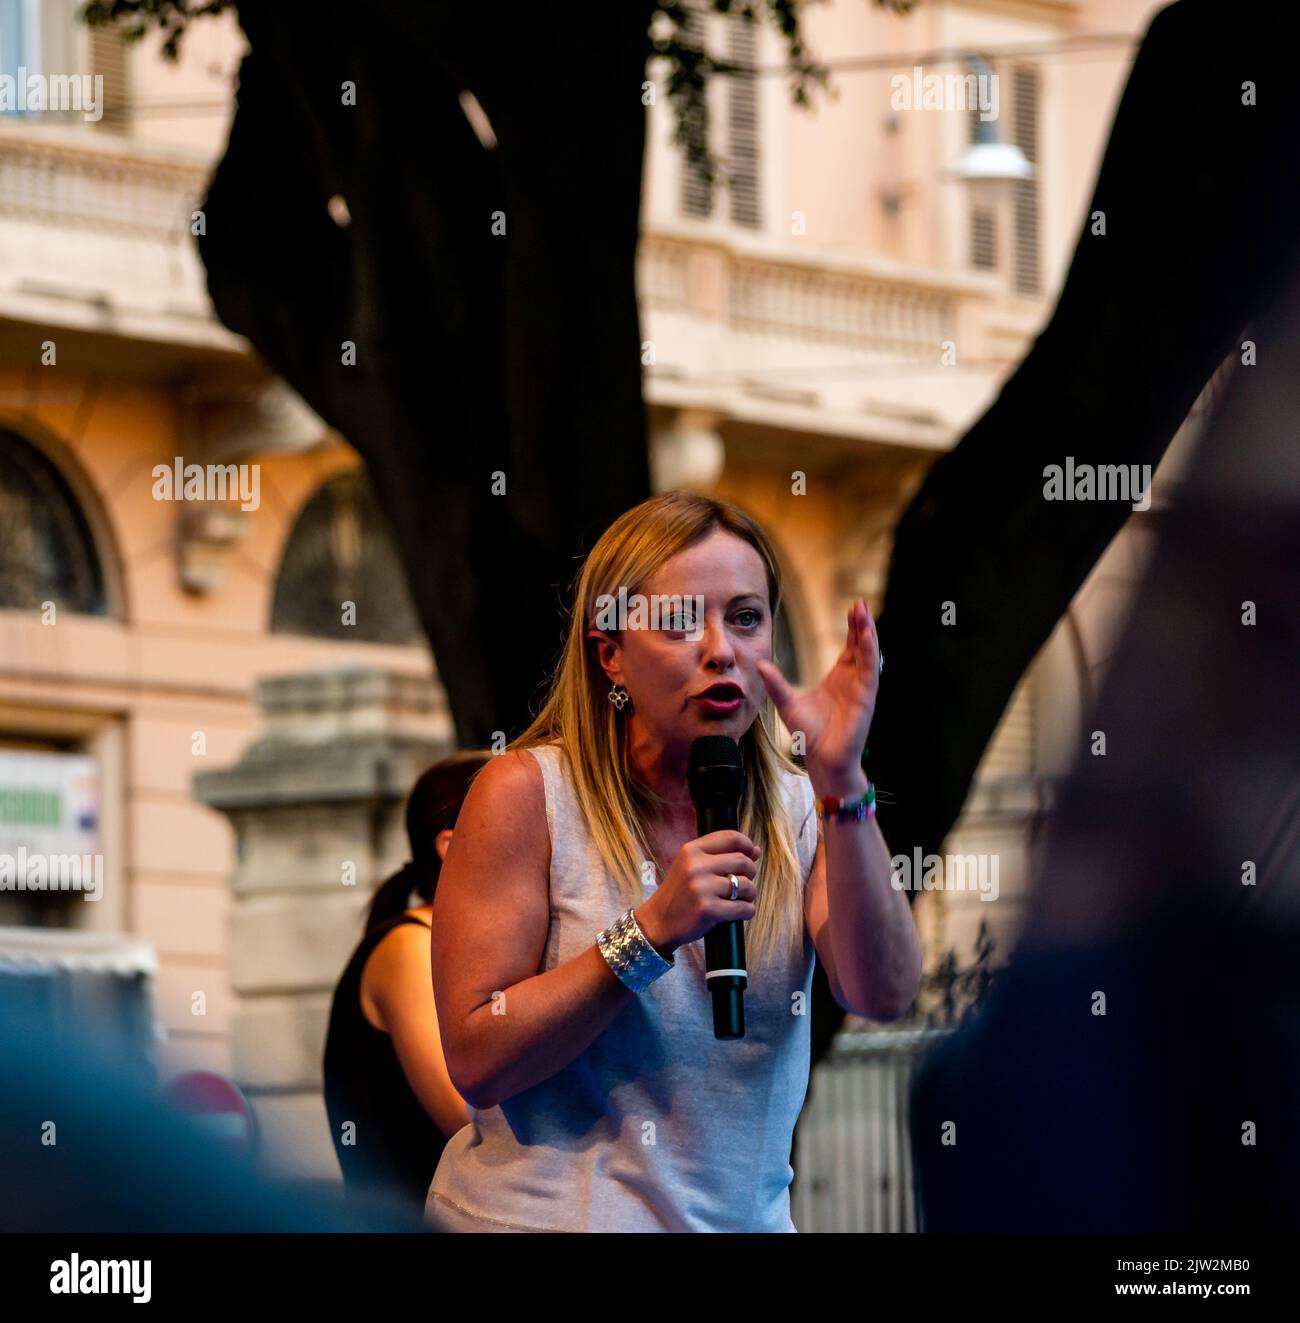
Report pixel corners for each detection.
[195,668,452,1181]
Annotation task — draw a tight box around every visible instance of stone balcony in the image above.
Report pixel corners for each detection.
[0,121,1035,444]
[638,220,1022,450]
[0,122,242,358]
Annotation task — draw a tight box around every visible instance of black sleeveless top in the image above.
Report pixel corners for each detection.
[322,914,449,1213]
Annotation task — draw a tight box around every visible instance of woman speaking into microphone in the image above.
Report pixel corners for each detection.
[426,491,921,1232]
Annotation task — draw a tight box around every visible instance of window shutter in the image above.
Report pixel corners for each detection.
[1011,64,1040,294]
[88,23,131,133]
[679,6,713,218]
[967,101,996,269]
[727,11,761,228]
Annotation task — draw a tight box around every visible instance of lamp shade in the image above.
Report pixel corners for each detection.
[949,140,1036,208]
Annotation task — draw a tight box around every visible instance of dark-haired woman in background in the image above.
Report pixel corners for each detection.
[323,751,489,1213]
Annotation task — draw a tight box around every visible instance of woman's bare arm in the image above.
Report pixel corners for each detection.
[362,924,472,1137]
[429,750,640,1110]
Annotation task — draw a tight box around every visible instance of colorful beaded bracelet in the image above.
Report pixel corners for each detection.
[815,783,877,821]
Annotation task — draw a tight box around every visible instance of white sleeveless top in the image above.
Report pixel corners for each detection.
[426,740,819,1232]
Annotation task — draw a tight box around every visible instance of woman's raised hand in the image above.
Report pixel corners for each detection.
[755,597,880,792]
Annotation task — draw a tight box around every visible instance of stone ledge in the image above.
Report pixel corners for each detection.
[195,735,447,809]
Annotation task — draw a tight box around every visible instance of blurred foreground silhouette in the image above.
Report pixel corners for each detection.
[0,1014,424,1233]
[909,252,1300,1232]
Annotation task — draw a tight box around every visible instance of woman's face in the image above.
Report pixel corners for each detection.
[589,528,774,756]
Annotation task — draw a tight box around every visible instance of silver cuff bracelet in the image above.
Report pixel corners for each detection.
[596,907,673,994]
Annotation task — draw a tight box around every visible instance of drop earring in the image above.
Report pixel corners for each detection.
[608,682,630,712]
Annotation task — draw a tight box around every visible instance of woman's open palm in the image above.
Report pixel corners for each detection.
[756,597,880,781]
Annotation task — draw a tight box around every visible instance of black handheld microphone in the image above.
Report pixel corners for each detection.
[687,735,748,1040]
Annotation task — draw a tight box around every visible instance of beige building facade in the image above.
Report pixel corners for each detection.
[0,0,1205,1177]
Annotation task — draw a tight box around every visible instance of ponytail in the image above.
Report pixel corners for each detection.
[363,750,492,935]
[364,860,423,933]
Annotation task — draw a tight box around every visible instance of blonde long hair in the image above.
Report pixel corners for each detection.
[506,490,807,967]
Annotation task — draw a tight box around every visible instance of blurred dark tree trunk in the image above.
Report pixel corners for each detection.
[199,0,655,746]
[868,0,1300,871]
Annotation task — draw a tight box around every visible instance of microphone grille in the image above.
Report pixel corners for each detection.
[687,735,743,776]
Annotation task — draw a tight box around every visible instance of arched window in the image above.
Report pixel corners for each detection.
[0,429,107,615]
[271,471,423,644]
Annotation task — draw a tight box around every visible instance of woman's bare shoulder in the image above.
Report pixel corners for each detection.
[468,747,545,802]
[451,748,549,864]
